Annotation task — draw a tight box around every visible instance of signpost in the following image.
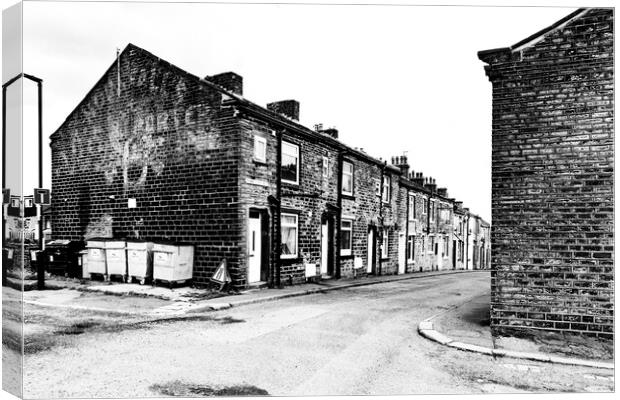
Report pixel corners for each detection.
[211,259,232,291]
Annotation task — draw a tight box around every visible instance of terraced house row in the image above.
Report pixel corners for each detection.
[50,44,489,289]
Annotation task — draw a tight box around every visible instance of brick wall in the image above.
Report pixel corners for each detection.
[479,8,613,337]
[50,44,243,286]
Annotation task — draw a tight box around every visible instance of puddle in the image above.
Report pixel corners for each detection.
[150,381,269,396]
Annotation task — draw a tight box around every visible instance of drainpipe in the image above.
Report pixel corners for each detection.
[377,161,386,276]
[335,152,343,279]
[404,188,410,274]
[465,213,470,270]
[273,129,283,288]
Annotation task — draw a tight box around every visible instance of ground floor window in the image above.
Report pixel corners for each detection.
[381,229,389,258]
[281,213,298,258]
[340,219,353,256]
[406,235,415,262]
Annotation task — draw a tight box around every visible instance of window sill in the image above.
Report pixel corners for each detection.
[282,181,300,189]
[340,254,354,259]
[280,256,302,265]
[341,194,355,201]
[253,159,268,166]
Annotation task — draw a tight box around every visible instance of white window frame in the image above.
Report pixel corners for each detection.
[382,175,391,203]
[281,141,299,185]
[408,194,416,220]
[381,229,389,259]
[340,219,353,256]
[322,156,329,178]
[342,161,354,196]
[254,135,267,162]
[280,213,298,259]
[407,235,415,262]
[430,200,436,222]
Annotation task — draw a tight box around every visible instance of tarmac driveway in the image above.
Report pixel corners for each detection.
[21,271,614,397]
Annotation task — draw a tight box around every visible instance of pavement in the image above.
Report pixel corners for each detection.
[418,292,614,370]
[20,268,476,316]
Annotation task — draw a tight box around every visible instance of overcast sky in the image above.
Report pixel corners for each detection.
[6,0,611,221]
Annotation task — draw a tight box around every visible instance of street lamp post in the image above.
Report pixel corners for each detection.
[2,72,43,288]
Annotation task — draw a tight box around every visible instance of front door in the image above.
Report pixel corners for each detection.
[321,221,329,275]
[398,231,406,274]
[367,228,375,273]
[248,212,262,283]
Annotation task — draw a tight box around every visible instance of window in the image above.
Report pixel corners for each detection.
[382,175,391,203]
[340,219,353,256]
[381,229,389,258]
[281,141,299,184]
[322,156,329,177]
[422,198,427,214]
[408,195,416,220]
[430,236,435,254]
[406,235,415,262]
[443,236,449,256]
[430,200,436,222]
[374,178,381,196]
[254,135,266,162]
[281,213,298,258]
[342,161,354,196]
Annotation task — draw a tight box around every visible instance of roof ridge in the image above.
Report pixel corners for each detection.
[477,7,592,63]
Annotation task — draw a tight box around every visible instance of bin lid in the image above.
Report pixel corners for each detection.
[105,241,127,248]
[126,241,153,250]
[47,240,72,246]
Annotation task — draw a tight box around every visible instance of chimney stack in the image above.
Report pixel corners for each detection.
[391,155,410,176]
[267,100,300,121]
[412,172,425,186]
[424,177,437,192]
[315,125,338,139]
[437,187,448,197]
[205,72,243,95]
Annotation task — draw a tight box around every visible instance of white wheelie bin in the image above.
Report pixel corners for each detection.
[127,241,153,284]
[86,239,107,280]
[153,243,194,287]
[105,240,128,281]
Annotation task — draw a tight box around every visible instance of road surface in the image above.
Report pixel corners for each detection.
[20,271,614,397]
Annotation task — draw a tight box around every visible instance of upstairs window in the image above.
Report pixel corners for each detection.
[254,135,266,162]
[281,213,298,258]
[408,194,416,220]
[342,161,354,196]
[340,219,353,256]
[430,200,436,222]
[281,141,299,185]
[322,156,329,177]
[382,175,391,203]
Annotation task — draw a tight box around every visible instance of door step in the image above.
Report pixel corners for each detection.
[247,281,268,289]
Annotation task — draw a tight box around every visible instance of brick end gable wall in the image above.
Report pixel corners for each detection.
[481,9,614,338]
[50,45,243,286]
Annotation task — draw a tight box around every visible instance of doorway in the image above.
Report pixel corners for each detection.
[320,215,335,277]
[248,209,269,284]
[367,226,376,274]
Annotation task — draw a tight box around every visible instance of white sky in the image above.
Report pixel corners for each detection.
[3,0,614,221]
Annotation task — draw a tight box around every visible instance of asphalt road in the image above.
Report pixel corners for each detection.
[20,271,614,397]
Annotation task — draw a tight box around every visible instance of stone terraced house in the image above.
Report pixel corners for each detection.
[50,43,489,289]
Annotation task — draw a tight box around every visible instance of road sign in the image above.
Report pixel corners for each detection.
[211,259,231,284]
[2,189,9,204]
[34,188,50,205]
